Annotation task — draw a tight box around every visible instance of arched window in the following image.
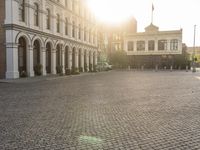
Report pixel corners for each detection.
[65,18,68,35]
[56,14,60,33]
[34,3,39,26]
[46,9,51,30]
[78,24,81,39]
[88,29,92,42]
[84,27,86,41]
[19,0,25,22]
[72,21,75,38]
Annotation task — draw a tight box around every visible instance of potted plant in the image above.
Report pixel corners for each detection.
[72,67,80,75]
[89,64,93,72]
[65,68,71,75]
[79,67,83,72]
[20,70,27,78]
[34,64,43,76]
[84,63,88,72]
[56,65,63,75]
[93,65,98,72]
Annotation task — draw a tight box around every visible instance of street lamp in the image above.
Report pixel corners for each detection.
[192,25,197,72]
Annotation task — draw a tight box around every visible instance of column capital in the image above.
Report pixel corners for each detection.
[6,42,18,48]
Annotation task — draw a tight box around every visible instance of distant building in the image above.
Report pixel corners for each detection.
[187,47,200,56]
[124,23,183,68]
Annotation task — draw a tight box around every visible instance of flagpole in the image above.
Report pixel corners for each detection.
[151,4,154,24]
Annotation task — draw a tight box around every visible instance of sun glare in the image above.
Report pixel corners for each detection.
[86,0,137,24]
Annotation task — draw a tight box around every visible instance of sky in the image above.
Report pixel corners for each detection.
[87,0,200,47]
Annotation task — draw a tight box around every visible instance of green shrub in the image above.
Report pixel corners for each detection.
[89,64,93,72]
[34,64,43,76]
[56,65,63,74]
[72,67,80,75]
[65,68,71,75]
[20,70,27,78]
[84,63,88,72]
[79,67,83,72]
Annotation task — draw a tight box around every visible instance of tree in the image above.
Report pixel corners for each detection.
[109,50,129,68]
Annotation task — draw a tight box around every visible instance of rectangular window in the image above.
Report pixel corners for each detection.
[148,40,155,51]
[128,41,134,51]
[170,39,178,50]
[158,40,167,50]
[137,41,145,51]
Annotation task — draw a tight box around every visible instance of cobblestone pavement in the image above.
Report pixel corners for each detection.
[1,71,200,150]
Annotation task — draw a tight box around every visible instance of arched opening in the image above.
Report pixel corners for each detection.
[93,52,96,70]
[89,51,92,71]
[46,42,51,74]
[65,46,69,69]
[33,40,41,75]
[79,49,82,71]
[72,47,76,70]
[18,37,27,77]
[56,44,62,74]
[84,50,87,71]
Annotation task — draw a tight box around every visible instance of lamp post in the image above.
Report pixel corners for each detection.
[192,25,197,72]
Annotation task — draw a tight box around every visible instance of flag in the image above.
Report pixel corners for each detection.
[152,4,154,11]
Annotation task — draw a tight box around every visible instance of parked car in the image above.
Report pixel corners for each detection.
[97,62,112,71]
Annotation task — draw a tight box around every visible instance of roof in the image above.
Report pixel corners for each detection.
[145,23,159,33]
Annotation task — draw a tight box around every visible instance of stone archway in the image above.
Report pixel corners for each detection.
[33,40,41,75]
[78,48,82,71]
[18,37,27,77]
[72,47,76,70]
[84,50,87,72]
[65,46,69,69]
[46,42,52,74]
[56,44,62,74]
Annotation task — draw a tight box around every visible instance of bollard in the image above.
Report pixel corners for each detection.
[186,66,188,72]
[155,65,158,72]
[128,66,130,71]
[141,65,144,71]
[164,66,167,70]
[170,65,173,72]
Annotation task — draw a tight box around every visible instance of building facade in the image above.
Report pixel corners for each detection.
[108,18,137,54]
[2,0,99,79]
[124,23,183,68]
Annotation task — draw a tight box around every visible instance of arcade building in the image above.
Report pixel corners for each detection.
[0,0,99,79]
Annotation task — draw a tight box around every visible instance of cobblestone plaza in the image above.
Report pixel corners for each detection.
[1,71,200,149]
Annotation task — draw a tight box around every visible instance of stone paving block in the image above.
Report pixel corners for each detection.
[0,71,200,149]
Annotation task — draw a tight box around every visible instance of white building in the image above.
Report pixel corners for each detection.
[124,23,183,68]
[4,0,99,79]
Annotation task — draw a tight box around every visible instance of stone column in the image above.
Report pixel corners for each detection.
[69,22,72,38]
[62,48,65,74]
[155,40,158,52]
[145,40,148,52]
[27,45,34,77]
[5,0,18,24]
[86,50,89,71]
[6,43,19,79]
[90,51,94,71]
[68,48,72,70]
[81,25,84,41]
[94,51,98,66]
[167,39,170,51]
[41,47,47,76]
[51,49,56,74]
[81,49,84,72]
